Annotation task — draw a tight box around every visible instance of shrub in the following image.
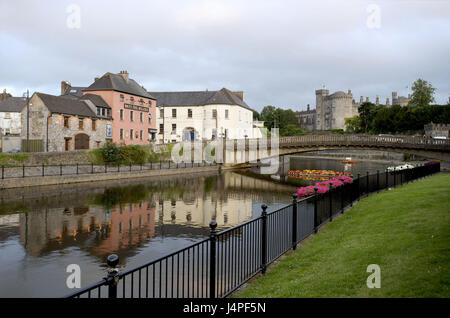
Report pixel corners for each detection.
[120,145,148,164]
[101,141,121,164]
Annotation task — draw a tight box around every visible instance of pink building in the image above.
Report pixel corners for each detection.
[80,71,157,145]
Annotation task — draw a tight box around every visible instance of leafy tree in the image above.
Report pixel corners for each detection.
[409,78,436,107]
[253,110,261,121]
[344,116,362,133]
[280,124,308,136]
[261,105,276,129]
[358,102,378,133]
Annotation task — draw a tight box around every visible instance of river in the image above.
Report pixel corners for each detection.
[0,155,398,297]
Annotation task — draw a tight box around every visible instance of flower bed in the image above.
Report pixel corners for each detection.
[296,175,353,199]
[288,169,351,179]
[424,161,440,166]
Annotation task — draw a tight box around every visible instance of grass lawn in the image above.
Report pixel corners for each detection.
[236,173,450,298]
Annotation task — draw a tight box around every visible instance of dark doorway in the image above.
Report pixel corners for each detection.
[74,133,89,150]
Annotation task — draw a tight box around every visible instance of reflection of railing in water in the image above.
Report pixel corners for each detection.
[65,162,440,298]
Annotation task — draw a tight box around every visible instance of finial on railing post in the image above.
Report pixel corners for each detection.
[329,182,333,221]
[261,204,268,274]
[106,254,119,298]
[209,220,217,298]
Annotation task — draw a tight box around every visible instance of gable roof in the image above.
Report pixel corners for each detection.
[80,94,111,109]
[83,72,155,99]
[35,92,104,118]
[149,88,252,110]
[0,97,27,112]
[61,86,85,98]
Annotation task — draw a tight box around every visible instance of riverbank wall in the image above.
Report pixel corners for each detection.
[0,164,230,190]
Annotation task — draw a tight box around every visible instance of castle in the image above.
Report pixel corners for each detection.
[296,89,411,131]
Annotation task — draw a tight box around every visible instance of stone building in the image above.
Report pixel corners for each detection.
[62,71,158,145]
[424,122,449,138]
[0,94,25,135]
[150,88,255,143]
[295,104,316,131]
[299,88,412,131]
[21,92,113,152]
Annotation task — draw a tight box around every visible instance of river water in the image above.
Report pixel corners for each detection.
[0,156,396,297]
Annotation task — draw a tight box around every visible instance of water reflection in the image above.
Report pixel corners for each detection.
[0,171,294,297]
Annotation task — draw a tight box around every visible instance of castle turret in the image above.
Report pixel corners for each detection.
[360,96,363,103]
[376,95,379,106]
[386,97,390,107]
[315,89,329,131]
[366,97,369,103]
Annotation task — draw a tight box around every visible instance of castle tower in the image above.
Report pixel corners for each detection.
[315,89,329,131]
[376,95,379,106]
[360,96,363,103]
[386,97,390,107]
[392,92,398,105]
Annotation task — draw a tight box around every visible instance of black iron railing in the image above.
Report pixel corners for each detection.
[0,161,217,179]
[65,162,440,298]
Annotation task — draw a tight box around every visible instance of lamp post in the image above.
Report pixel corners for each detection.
[23,90,30,152]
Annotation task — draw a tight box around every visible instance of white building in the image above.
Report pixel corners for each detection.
[150,88,255,143]
[0,97,26,135]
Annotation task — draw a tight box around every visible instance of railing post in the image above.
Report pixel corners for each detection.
[209,220,217,298]
[76,163,79,175]
[357,173,360,200]
[261,204,268,274]
[91,163,94,174]
[340,178,344,213]
[385,169,388,189]
[22,164,25,178]
[400,169,403,185]
[292,194,297,250]
[376,170,380,192]
[60,163,62,176]
[105,163,107,173]
[105,254,119,299]
[329,182,333,221]
[393,169,396,187]
[1,165,3,180]
[313,188,318,233]
[366,171,369,194]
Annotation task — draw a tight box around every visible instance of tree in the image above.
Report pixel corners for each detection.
[253,110,261,121]
[409,78,436,107]
[358,102,377,133]
[260,105,276,129]
[280,124,308,136]
[344,116,362,133]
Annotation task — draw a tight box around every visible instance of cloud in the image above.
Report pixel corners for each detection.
[0,0,449,111]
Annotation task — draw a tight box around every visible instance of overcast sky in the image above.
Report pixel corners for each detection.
[0,0,449,112]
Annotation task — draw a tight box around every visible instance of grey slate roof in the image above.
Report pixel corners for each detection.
[83,72,155,99]
[36,92,102,118]
[62,86,85,98]
[80,94,111,109]
[149,88,252,110]
[0,97,27,112]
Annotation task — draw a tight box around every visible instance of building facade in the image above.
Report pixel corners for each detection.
[150,88,254,143]
[424,122,449,138]
[79,71,157,145]
[295,104,316,131]
[0,95,26,136]
[21,92,112,152]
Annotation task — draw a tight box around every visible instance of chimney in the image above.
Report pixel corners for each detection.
[386,97,390,107]
[376,95,379,106]
[119,70,129,82]
[94,76,100,82]
[233,91,244,101]
[360,96,363,103]
[61,81,71,95]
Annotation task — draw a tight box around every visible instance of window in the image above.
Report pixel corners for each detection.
[140,130,143,140]
[172,124,176,134]
[130,129,134,140]
[79,118,84,130]
[64,116,70,128]
[159,124,164,134]
[120,128,124,140]
[130,97,134,104]
[139,99,144,105]
[97,108,101,116]
[212,109,217,119]
[188,109,192,118]
[92,119,96,131]
[130,111,134,121]
[148,100,152,106]
[148,113,152,124]
[120,94,124,102]
[160,109,164,118]
[140,112,143,123]
[225,109,229,119]
[107,109,111,117]
[5,112,11,119]
[120,109,124,120]
[102,108,106,117]
[172,109,177,118]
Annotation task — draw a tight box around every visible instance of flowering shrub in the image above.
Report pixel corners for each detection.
[387,164,414,172]
[296,176,353,199]
[424,161,440,166]
[288,170,350,178]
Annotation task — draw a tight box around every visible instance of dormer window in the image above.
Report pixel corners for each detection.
[97,108,101,116]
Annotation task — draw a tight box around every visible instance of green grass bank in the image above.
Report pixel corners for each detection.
[236,173,450,298]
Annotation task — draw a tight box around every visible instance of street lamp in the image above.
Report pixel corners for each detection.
[22,90,30,152]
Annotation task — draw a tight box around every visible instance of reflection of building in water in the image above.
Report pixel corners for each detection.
[92,202,156,255]
[19,206,108,257]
